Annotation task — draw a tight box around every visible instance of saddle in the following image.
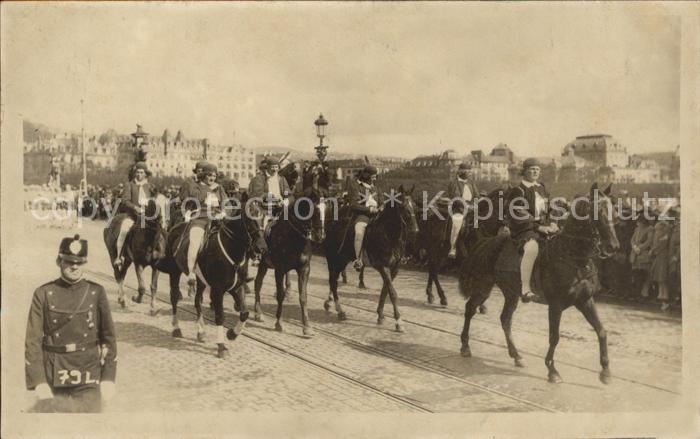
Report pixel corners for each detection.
[494,238,545,297]
[171,220,219,274]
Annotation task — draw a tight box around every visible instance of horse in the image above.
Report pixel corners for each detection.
[158,193,265,358]
[417,187,508,306]
[103,199,167,315]
[252,163,330,337]
[458,182,620,384]
[323,185,419,332]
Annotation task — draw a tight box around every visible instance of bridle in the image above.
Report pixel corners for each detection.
[554,196,614,261]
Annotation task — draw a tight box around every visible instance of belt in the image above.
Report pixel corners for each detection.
[42,340,98,353]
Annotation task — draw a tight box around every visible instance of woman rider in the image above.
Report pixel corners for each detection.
[114,161,153,270]
[346,165,379,271]
[505,158,559,303]
[184,162,227,290]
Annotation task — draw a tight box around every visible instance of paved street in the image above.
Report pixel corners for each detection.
[9,216,683,413]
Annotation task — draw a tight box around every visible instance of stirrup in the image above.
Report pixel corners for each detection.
[353,258,364,272]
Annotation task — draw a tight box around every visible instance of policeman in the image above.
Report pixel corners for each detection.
[25,235,117,413]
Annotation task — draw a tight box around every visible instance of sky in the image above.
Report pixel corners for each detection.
[2,3,681,159]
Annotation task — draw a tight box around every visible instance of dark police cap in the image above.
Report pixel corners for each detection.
[58,234,88,263]
[193,160,208,173]
[522,158,542,170]
[362,165,378,176]
[133,161,149,172]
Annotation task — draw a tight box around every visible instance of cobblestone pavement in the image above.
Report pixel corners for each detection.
[10,218,683,413]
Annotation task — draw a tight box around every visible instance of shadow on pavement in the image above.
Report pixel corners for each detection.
[114,321,217,356]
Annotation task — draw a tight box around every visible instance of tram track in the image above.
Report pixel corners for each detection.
[299,285,681,396]
[88,268,560,413]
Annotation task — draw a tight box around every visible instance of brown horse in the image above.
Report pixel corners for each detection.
[158,193,264,358]
[458,183,619,384]
[253,163,330,337]
[103,200,166,315]
[323,185,419,332]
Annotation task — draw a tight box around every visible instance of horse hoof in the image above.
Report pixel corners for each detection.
[150,308,159,317]
[338,311,347,321]
[131,295,143,304]
[395,323,404,333]
[217,344,229,359]
[118,298,126,309]
[323,300,332,312]
[426,295,434,305]
[460,345,472,357]
[196,332,206,343]
[302,327,315,338]
[254,313,265,323]
[358,283,367,290]
[478,305,487,314]
[275,322,283,332]
[172,328,183,338]
[548,373,563,384]
[377,316,385,325]
[514,358,526,368]
[226,328,238,341]
[599,370,612,385]
[440,299,448,308]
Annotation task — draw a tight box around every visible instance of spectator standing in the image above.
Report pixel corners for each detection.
[629,215,654,300]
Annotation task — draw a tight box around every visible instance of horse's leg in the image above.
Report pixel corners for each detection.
[325,269,347,321]
[575,298,611,384]
[170,271,183,338]
[117,261,131,309]
[341,269,347,284]
[195,280,207,343]
[274,270,286,333]
[379,266,403,333]
[425,269,435,304]
[285,272,292,301]
[253,263,267,322]
[545,305,563,383]
[149,266,159,316]
[376,282,389,325]
[132,264,146,304]
[358,266,367,289]
[297,264,314,338]
[500,289,524,367]
[227,283,250,342]
[460,294,483,357]
[433,271,448,307]
[212,288,228,359]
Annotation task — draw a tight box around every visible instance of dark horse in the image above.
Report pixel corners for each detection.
[158,193,264,358]
[103,199,167,315]
[323,185,419,332]
[417,187,508,306]
[458,183,619,383]
[253,163,330,337]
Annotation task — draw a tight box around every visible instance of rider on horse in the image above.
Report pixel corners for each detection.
[247,157,293,231]
[347,164,380,271]
[505,157,559,303]
[184,162,228,289]
[447,162,480,259]
[114,161,154,270]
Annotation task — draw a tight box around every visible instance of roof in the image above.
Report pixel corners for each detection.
[481,155,511,163]
[575,134,612,140]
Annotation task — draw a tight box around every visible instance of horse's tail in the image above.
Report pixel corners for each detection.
[458,234,509,299]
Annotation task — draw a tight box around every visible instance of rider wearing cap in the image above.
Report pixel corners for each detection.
[347,164,380,271]
[25,235,117,412]
[248,157,293,229]
[184,162,228,290]
[113,161,153,270]
[446,162,480,259]
[506,158,558,303]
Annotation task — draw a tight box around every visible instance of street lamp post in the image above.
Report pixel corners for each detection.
[314,114,329,163]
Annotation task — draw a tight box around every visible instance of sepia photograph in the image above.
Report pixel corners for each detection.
[1,2,699,438]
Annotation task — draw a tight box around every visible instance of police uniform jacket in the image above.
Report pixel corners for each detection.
[118,180,154,217]
[346,177,378,216]
[25,278,117,390]
[506,181,552,237]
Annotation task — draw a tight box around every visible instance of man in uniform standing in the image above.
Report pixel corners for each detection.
[25,235,117,413]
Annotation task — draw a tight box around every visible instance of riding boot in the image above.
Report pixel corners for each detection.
[187,226,205,296]
[353,222,367,271]
[520,239,540,303]
[448,214,464,258]
[114,218,134,269]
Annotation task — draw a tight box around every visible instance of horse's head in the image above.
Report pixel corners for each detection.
[300,163,332,242]
[236,192,267,256]
[386,184,419,236]
[568,183,620,258]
